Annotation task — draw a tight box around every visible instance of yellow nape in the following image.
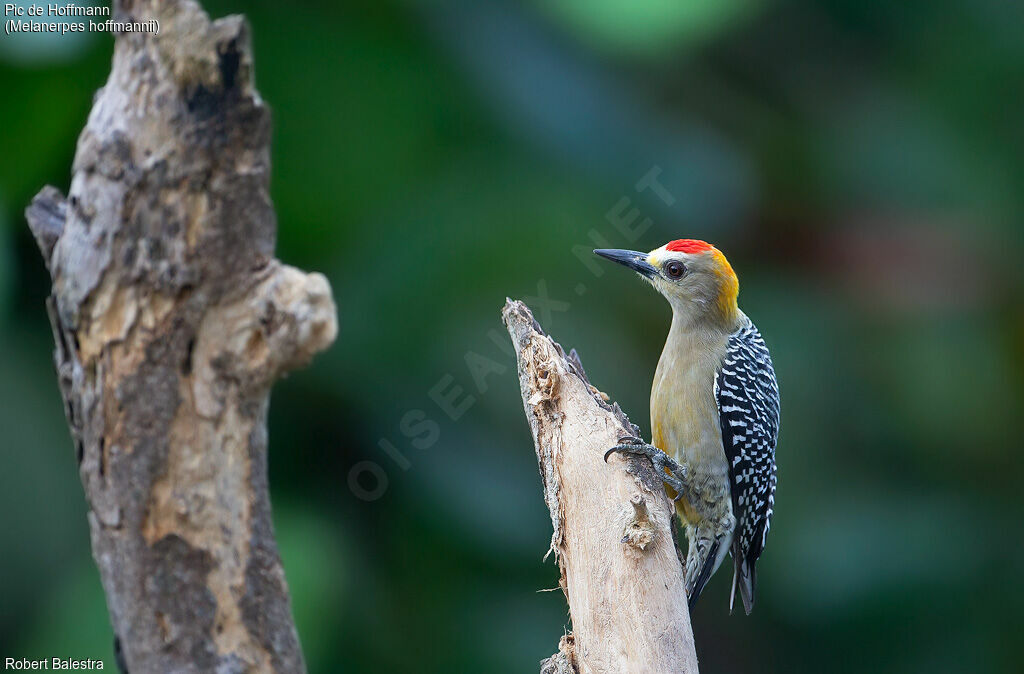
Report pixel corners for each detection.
[711,247,739,324]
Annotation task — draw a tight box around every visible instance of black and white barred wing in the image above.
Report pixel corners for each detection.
[714,316,780,613]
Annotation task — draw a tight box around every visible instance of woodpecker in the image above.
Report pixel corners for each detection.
[596,239,779,614]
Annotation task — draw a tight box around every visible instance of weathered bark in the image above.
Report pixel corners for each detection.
[25,2,336,672]
[503,300,698,674]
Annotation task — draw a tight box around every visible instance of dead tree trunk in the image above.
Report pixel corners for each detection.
[502,300,698,674]
[24,1,336,671]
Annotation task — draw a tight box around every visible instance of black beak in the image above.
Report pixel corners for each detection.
[594,249,657,279]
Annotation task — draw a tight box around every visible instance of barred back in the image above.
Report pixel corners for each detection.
[714,315,780,613]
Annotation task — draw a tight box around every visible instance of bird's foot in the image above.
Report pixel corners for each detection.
[604,436,687,499]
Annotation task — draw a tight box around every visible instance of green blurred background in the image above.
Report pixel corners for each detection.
[2,0,1023,672]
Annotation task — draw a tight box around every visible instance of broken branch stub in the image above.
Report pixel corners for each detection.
[502,299,698,674]
[25,1,335,671]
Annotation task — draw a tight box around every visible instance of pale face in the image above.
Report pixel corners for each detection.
[595,242,739,328]
[645,246,727,318]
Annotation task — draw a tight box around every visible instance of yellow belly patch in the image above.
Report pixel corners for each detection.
[653,419,699,524]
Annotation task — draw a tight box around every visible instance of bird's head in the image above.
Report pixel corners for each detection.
[595,239,739,328]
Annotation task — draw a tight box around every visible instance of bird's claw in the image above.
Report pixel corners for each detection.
[604,437,688,499]
[604,435,643,462]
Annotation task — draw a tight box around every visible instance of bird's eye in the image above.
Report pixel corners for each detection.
[665,261,686,279]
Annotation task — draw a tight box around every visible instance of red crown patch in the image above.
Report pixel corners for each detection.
[665,239,712,254]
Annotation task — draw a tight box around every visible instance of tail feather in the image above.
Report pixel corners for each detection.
[729,562,739,615]
[687,540,720,612]
[732,556,757,615]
